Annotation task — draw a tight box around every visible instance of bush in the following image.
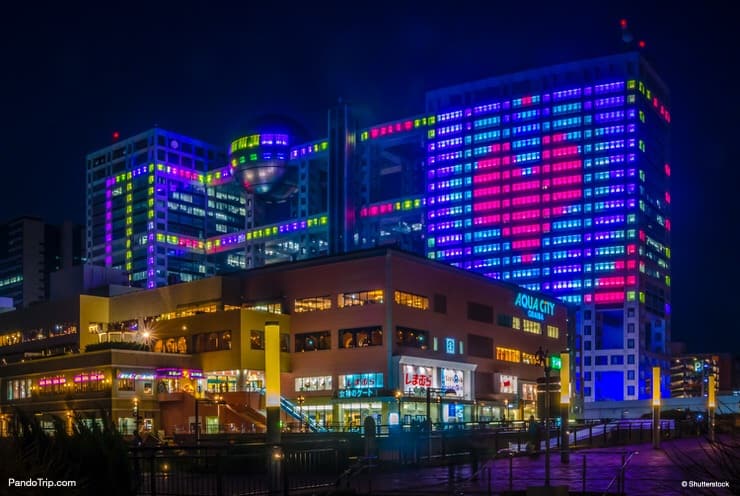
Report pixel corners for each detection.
[0,409,133,495]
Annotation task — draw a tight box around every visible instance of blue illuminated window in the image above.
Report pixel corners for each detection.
[584,357,592,366]
[627,370,635,380]
[584,387,592,396]
[627,385,635,396]
[627,355,635,364]
[445,338,456,354]
[595,356,608,366]
[627,339,635,349]
[584,341,592,350]
[584,372,592,381]
[611,355,624,365]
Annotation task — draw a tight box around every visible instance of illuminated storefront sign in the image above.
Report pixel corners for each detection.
[441,368,464,397]
[499,374,518,394]
[402,364,435,391]
[155,368,204,379]
[337,389,376,399]
[73,372,105,383]
[339,373,383,389]
[39,376,66,387]
[445,338,456,354]
[117,371,156,380]
[514,293,555,321]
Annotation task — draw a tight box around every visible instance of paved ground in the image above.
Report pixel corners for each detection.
[347,437,737,495]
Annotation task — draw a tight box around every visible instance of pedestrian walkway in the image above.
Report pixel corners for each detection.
[346,438,735,495]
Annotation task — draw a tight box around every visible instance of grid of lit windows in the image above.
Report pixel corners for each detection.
[547,325,560,339]
[426,74,670,312]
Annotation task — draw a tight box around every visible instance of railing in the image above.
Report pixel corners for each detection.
[257,388,328,432]
[130,441,350,496]
[600,450,639,496]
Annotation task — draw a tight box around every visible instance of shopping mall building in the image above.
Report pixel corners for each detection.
[0,248,569,436]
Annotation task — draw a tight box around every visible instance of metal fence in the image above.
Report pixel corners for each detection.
[130,441,351,496]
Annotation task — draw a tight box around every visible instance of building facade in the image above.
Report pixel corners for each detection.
[0,217,84,308]
[85,128,245,289]
[0,248,568,435]
[83,52,670,403]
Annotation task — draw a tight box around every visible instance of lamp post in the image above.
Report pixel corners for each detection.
[215,395,222,433]
[503,399,508,422]
[394,390,402,426]
[132,398,140,435]
[560,350,570,464]
[535,346,551,487]
[296,395,305,432]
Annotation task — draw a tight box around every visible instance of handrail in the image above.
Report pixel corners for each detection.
[601,450,639,496]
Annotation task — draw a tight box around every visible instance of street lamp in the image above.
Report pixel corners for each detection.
[215,395,222,433]
[504,399,509,421]
[296,395,305,432]
[534,346,552,487]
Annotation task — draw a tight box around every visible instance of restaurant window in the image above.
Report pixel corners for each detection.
[280,334,289,352]
[295,331,331,352]
[394,291,429,310]
[339,326,383,348]
[244,302,282,314]
[338,289,384,308]
[496,346,521,363]
[396,327,429,349]
[467,334,493,358]
[118,378,135,391]
[251,330,264,350]
[294,295,332,313]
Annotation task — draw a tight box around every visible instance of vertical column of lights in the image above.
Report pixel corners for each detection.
[104,177,114,267]
[426,109,465,266]
[507,94,546,291]
[147,164,156,289]
[124,171,133,278]
[585,80,638,307]
[542,87,586,303]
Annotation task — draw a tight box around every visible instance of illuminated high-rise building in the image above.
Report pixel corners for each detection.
[84,51,670,403]
[424,52,671,401]
[85,129,245,288]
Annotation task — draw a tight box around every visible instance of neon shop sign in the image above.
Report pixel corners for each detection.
[514,293,555,321]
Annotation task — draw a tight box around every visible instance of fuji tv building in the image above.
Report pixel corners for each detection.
[86,50,671,403]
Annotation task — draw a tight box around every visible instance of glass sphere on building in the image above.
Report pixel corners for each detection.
[230,115,305,202]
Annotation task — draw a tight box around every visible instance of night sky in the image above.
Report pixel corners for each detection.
[2,2,737,354]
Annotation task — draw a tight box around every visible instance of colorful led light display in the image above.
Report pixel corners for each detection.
[425,78,670,309]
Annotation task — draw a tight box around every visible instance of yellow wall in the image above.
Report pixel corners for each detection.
[79,295,111,350]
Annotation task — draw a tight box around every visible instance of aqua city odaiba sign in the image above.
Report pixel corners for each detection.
[514,293,556,321]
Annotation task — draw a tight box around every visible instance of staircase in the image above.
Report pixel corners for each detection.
[279,395,327,432]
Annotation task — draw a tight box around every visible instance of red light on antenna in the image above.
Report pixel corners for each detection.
[113,131,120,140]
[620,19,628,29]
[638,40,646,48]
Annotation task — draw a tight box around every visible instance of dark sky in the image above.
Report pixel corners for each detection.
[2,1,738,354]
